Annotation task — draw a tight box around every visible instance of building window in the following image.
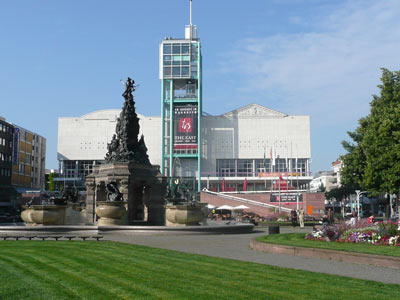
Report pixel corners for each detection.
[237,159,253,177]
[172,67,180,76]
[275,158,287,172]
[181,67,189,76]
[163,44,171,54]
[296,159,307,176]
[182,43,189,54]
[217,159,236,177]
[172,44,180,54]
[256,159,271,174]
[164,67,171,76]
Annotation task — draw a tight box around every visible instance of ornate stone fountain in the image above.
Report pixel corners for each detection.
[85,78,167,225]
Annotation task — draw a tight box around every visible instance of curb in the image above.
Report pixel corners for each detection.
[0,223,254,235]
[249,238,400,269]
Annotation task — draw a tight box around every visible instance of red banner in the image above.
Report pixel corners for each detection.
[174,105,198,150]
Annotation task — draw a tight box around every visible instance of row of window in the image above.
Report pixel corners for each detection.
[62,160,102,178]
[0,137,12,148]
[0,168,11,177]
[164,66,191,77]
[216,158,309,177]
[0,153,12,162]
[0,124,12,134]
[163,43,190,55]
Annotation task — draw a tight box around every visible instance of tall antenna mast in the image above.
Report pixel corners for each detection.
[189,0,193,39]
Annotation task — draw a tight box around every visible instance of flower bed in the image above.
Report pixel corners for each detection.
[306,220,400,246]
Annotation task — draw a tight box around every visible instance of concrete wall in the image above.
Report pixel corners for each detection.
[303,193,326,217]
[201,191,324,217]
[58,109,162,166]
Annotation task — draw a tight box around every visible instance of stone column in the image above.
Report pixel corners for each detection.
[145,179,166,225]
[85,178,96,224]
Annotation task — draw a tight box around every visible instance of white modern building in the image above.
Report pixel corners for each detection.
[57,1,312,191]
[309,171,336,193]
[57,103,312,190]
[332,159,343,186]
[57,109,161,186]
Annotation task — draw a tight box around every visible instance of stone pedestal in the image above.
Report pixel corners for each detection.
[164,204,206,227]
[85,162,166,225]
[96,201,127,225]
[21,205,67,226]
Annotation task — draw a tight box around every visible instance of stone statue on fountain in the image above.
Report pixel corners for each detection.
[104,77,151,166]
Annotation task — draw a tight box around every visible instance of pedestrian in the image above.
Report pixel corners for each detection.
[327,208,334,225]
[290,208,297,228]
[299,207,305,228]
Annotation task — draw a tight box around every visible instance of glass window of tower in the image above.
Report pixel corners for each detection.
[172,67,180,76]
[181,67,189,76]
[172,44,180,54]
[164,67,171,76]
[163,44,171,54]
[182,43,189,54]
[191,44,198,60]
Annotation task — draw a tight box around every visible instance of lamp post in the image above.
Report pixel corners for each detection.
[390,193,397,219]
[355,190,367,220]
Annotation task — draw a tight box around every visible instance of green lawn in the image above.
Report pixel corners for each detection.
[0,241,399,300]
[257,233,400,257]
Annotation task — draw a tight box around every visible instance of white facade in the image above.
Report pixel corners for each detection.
[309,174,336,193]
[57,103,311,190]
[58,109,161,165]
[201,104,311,175]
[332,160,343,186]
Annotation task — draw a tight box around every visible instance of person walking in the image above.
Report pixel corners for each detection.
[327,208,334,225]
[299,207,305,228]
[290,208,298,228]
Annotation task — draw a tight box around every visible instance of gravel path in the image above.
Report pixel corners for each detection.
[106,226,400,285]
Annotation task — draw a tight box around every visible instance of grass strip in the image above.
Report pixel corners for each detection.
[0,241,399,300]
[257,233,400,257]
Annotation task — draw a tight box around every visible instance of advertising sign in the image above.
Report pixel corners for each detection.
[174,105,198,149]
[270,193,303,203]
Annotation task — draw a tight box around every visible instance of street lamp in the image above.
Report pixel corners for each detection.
[355,190,367,220]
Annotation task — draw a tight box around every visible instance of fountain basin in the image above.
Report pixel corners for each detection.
[21,205,67,226]
[96,201,127,226]
[164,203,206,227]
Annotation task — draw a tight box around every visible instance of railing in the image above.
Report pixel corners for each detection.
[201,171,312,178]
[203,189,292,212]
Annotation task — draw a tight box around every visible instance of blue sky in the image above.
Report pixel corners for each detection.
[1,0,400,172]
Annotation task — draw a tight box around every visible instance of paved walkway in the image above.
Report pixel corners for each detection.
[106,226,400,285]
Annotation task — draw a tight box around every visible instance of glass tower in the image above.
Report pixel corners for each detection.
[159,6,202,190]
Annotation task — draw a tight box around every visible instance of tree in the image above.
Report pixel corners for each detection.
[48,173,55,191]
[340,69,400,214]
[325,185,353,202]
[361,69,400,196]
